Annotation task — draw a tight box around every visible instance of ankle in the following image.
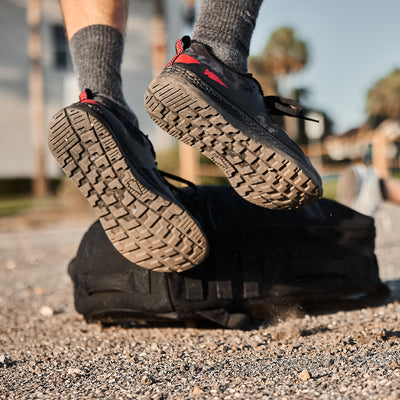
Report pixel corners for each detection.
[69,24,126,105]
[192,0,263,74]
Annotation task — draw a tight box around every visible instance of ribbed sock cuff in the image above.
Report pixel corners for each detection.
[192,0,263,73]
[69,24,126,105]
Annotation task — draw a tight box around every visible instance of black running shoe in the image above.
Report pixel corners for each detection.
[69,186,388,329]
[48,89,208,272]
[145,36,322,210]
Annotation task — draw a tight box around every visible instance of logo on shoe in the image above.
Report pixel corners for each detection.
[204,69,227,88]
[126,179,144,196]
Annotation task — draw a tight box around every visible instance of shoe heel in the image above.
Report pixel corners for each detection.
[49,106,208,272]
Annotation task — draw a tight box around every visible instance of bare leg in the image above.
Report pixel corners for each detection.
[60,0,129,40]
[59,0,130,105]
[382,179,400,204]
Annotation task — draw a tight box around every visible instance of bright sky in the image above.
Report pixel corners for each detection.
[250,0,400,134]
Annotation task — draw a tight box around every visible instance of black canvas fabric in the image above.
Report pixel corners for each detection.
[68,185,388,329]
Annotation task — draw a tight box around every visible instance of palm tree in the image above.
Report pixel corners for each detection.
[249,27,310,141]
[248,56,277,95]
[367,68,400,126]
[262,26,308,76]
[249,26,309,95]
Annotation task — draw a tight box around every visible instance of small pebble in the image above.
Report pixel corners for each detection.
[299,369,311,381]
[67,368,85,376]
[5,259,16,270]
[141,374,154,385]
[34,287,45,295]
[0,355,12,366]
[390,361,400,369]
[193,386,202,395]
[40,306,54,317]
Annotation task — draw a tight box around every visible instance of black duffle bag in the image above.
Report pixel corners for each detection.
[68,185,388,329]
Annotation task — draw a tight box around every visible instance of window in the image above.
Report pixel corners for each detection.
[51,24,70,70]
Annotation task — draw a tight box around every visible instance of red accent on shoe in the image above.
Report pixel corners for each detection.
[81,99,99,105]
[204,69,228,88]
[167,37,184,67]
[79,89,100,105]
[175,37,184,54]
[79,90,88,102]
[167,36,192,67]
[174,54,200,65]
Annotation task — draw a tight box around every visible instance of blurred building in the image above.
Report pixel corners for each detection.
[0,0,189,182]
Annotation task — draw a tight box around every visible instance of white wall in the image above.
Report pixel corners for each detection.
[0,0,187,179]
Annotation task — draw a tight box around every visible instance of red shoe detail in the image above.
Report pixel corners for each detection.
[167,37,186,67]
[175,54,200,65]
[79,90,89,102]
[79,89,100,105]
[167,36,192,67]
[204,69,228,88]
[175,37,184,54]
[81,99,99,105]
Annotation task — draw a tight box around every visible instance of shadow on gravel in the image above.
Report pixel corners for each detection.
[93,283,392,331]
[382,330,400,340]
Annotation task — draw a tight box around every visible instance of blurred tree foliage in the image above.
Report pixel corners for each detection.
[367,68,400,122]
[249,26,309,95]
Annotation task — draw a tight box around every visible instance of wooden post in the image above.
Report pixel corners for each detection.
[283,115,299,141]
[151,0,167,76]
[372,131,389,179]
[178,0,199,184]
[27,0,48,197]
[179,142,199,184]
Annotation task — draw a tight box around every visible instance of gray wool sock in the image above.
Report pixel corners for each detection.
[69,24,127,106]
[192,0,263,73]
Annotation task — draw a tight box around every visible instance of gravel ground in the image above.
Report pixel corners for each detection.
[1,202,400,399]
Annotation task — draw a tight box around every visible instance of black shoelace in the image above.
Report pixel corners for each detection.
[159,170,197,191]
[263,96,319,122]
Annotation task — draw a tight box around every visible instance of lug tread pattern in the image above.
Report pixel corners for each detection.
[48,107,208,272]
[145,79,321,209]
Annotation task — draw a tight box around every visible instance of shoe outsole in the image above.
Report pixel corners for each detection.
[48,106,208,272]
[145,72,322,209]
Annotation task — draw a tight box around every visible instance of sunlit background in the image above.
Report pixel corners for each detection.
[0,0,399,216]
[252,0,400,134]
